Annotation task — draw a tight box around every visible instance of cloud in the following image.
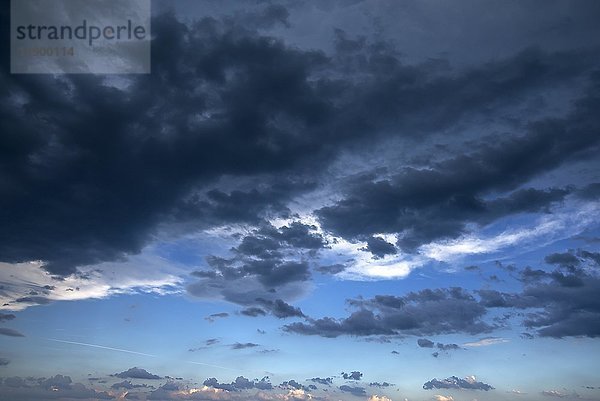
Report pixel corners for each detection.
[341,371,363,381]
[433,396,454,401]
[0,0,597,289]
[113,367,161,380]
[423,376,494,391]
[369,382,393,388]
[417,338,435,348]
[463,337,509,347]
[0,374,112,400]
[542,390,570,398]
[338,384,366,396]
[0,328,25,337]
[256,298,306,319]
[203,376,273,392]
[368,396,393,401]
[205,312,229,323]
[0,313,15,322]
[0,260,182,312]
[230,342,260,350]
[480,260,600,338]
[309,377,333,386]
[285,287,492,337]
[0,358,9,366]
[111,380,149,390]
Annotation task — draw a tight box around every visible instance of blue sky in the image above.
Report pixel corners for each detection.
[1,1,600,401]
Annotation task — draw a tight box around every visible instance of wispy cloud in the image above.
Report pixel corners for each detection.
[463,337,509,347]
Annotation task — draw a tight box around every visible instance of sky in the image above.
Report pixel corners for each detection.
[1,1,600,400]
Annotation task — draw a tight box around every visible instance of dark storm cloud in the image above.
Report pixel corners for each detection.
[339,384,366,396]
[341,371,363,381]
[113,367,161,380]
[0,328,25,337]
[545,252,581,267]
[316,66,600,249]
[188,222,316,312]
[423,376,494,391]
[285,287,492,337]
[2,0,599,278]
[362,237,397,259]
[479,257,600,338]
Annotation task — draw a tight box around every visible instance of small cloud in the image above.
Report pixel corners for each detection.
[417,338,435,348]
[434,396,454,401]
[339,384,366,396]
[0,357,10,366]
[230,342,260,350]
[113,367,161,380]
[463,337,509,347]
[240,307,267,317]
[341,371,363,380]
[510,389,526,395]
[0,328,25,337]
[0,313,16,322]
[310,377,333,386]
[205,313,229,323]
[370,382,393,388]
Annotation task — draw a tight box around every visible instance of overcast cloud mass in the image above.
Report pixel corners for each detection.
[1,1,599,400]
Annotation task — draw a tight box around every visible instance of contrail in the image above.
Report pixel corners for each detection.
[47,338,156,357]
[186,360,237,371]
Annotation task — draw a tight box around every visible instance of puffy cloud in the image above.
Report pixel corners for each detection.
[433,396,454,401]
[113,367,161,380]
[368,396,393,401]
[341,371,363,381]
[423,376,494,391]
